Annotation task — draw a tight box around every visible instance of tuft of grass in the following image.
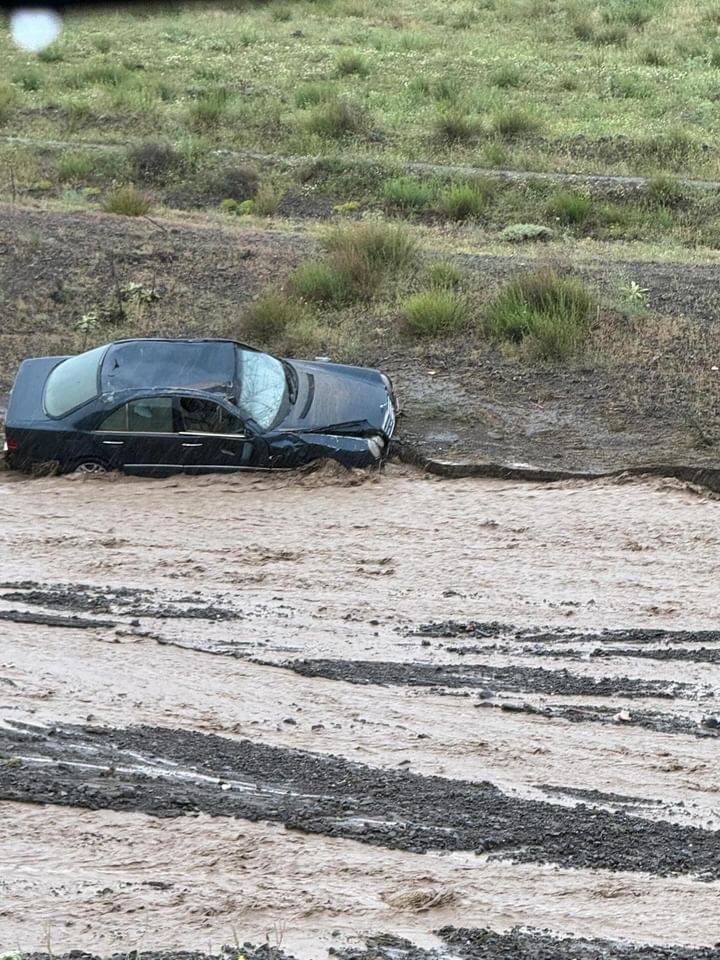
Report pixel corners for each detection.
[491,63,523,88]
[382,176,436,211]
[37,45,64,63]
[593,24,628,45]
[93,36,113,52]
[335,52,370,77]
[546,190,592,225]
[425,261,463,288]
[188,87,232,129]
[640,46,668,66]
[500,222,554,242]
[13,68,43,92]
[128,141,181,183]
[431,110,478,144]
[57,150,95,182]
[291,260,355,305]
[295,82,335,108]
[404,290,468,337]
[319,220,418,298]
[571,15,594,41]
[436,180,492,220]
[243,291,310,342]
[102,184,152,216]
[485,268,595,360]
[609,74,651,98]
[645,173,685,207]
[0,84,18,123]
[304,98,369,139]
[253,183,281,216]
[492,108,541,139]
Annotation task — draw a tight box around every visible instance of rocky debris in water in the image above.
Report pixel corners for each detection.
[26,948,294,960]
[281,657,692,700]
[2,721,720,878]
[331,927,720,960]
[476,698,719,740]
[0,609,118,629]
[0,580,242,622]
[415,620,720,647]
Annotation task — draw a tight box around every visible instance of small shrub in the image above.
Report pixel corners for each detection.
[253,183,281,216]
[295,82,335,108]
[485,268,594,360]
[593,24,628,45]
[128,141,181,183]
[103,184,152,216]
[500,222,554,242]
[291,260,355,305]
[57,150,94,182]
[546,190,592,225]
[425,261,463,288]
[492,109,541,139]
[37,45,64,62]
[189,87,232,128]
[437,180,492,220]
[404,290,468,336]
[305,98,369,138]
[0,84,18,123]
[382,176,436,211]
[645,174,685,207]
[491,63,523,88]
[93,36,112,52]
[571,16,594,40]
[13,68,42,91]
[431,110,478,144]
[243,291,309,342]
[610,74,650,98]
[323,220,417,272]
[335,52,370,77]
[640,46,667,66]
[207,164,259,201]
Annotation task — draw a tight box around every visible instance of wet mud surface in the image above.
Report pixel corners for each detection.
[4,469,720,953]
[2,719,719,878]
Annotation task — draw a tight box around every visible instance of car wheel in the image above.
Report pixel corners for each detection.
[73,460,109,476]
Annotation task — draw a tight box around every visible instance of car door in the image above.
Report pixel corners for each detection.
[94,396,183,474]
[175,396,259,472]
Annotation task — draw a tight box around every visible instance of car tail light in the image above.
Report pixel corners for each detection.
[5,435,19,452]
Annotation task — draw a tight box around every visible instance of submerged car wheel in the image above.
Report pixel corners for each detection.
[73,460,109,475]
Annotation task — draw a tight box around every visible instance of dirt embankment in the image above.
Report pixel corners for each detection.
[3,202,720,476]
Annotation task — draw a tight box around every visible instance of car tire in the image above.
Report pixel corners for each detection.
[72,459,109,476]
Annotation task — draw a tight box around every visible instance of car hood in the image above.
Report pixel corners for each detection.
[277,360,394,438]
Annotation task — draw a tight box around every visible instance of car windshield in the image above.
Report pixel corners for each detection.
[237,349,287,430]
[44,345,106,417]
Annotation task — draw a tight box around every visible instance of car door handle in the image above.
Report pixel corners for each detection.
[182,442,203,447]
[102,440,124,445]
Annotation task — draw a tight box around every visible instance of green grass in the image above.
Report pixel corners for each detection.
[425,260,463,288]
[291,260,355,305]
[546,190,593,225]
[304,98,370,139]
[57,150,95,182]
[382,176,437,211]
[102,184,152,216]
[437,180,492,220]
[404,290,468,336]
[485,268,595,360]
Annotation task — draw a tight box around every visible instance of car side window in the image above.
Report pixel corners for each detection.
[99,397,175,433]
[178,397,244,435]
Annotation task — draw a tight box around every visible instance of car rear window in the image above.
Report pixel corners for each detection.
[44,345,106,417]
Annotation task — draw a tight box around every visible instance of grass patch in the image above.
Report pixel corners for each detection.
[295,82,335,108]
[12,68,42,92]
[320,220,418,298]
[128,141,182,183]
[382,175,436,212]
[436,180,492,220]
[0,84,18,123]
[188,87,232,128]
[37,44,64,63]
[335,52,370,77]
[500,222,554,242]
[57,150,95,182]
[404,290,468,336]
[102,184,152,216]
[431,110,478,144]
[492,108,542,139]
[304,98,369,139]
[546,190,592,225]
[491,63,523,88]
[425,260,463,288]
[243,291,310,343]
[485,268,595,360]
[291,260,355,305]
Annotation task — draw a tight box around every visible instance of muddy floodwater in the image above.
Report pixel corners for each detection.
[2,464,720,958]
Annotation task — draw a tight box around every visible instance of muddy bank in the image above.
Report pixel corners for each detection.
[2,720,719,877]
[415,621,720,645]
[281,658,695,700]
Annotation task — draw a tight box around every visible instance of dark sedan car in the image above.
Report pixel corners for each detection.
[4,338,396,475]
